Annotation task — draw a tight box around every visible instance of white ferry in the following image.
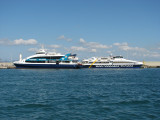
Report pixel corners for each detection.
[82,56,143,68]
[13,49,81,68]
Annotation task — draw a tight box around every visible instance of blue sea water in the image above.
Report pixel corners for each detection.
[0,68,160,120]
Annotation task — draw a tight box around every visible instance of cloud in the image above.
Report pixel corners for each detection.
[70,46,87,51]
[28,48,39,52]
[132,52,137,56]
[79,38,86,43]
[57,35,72,42]
[143,51,160,58]
[0,38,38,45]
[0,39,12,45]
[49,44,61,48]
[66,38,72,41]
[89,42,110,49]
[113,42,148,52]
[119,45,131,51]
[106,51,112,54]
[113,42,128,46]
[90,49,97,53]
[13,39,37,45]
[57,35,65,40]
[151,53,160,57]
[79,38,111,49]
[121,46,147,52]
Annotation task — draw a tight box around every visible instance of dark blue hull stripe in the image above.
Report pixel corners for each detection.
[14,64,81,69]
[82,65,142,68]
[14,64,142,69]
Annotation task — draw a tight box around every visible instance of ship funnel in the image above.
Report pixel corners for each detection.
[19,54,22,61]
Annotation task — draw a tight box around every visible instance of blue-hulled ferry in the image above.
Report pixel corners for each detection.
[13,49,81,68]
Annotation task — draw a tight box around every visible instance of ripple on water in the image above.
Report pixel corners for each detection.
[0,69,160,120]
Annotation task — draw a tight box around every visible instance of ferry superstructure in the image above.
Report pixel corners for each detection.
[82,56,143,68]
[13,49,81,68]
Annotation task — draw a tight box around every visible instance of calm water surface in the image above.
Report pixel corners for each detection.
[0,68,160,120]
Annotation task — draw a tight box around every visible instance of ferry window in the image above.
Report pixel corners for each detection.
[82,61,88,63]
[113,56,123,58]
[63,61,70,63]
[31,56,62,59]
[25,61,45,63]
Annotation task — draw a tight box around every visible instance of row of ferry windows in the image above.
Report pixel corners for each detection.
[26,61,72,63]
[83,62,133,63]
[30,56,63,59]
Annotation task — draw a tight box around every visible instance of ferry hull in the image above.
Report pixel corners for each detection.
[82,64,142,68]
[14,63,81,69]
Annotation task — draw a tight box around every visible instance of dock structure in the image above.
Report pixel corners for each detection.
[0,63,16,69]
[142,61,160,68]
